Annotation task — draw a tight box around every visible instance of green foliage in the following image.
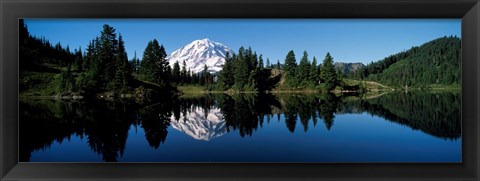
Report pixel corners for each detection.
[297,51,311,87]
[218,52,235,90]
[233,48,250,90]
[171,61,181,85]
[200,64,214,88]
[76,71,97,94]
[284,50,298,87]
[217,46,268,91]
[309,56,320,86]
[320,52,338,91]
[114,34,132,92]
[19,19,77,68]
[138,39,171,88]
[361,36,461,88]
[180,60,190,84]
[55,70,75,93]
[98,24,118,88]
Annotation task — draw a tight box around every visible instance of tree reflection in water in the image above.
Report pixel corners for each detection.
[20,91,461,162]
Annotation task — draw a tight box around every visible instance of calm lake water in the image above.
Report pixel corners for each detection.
[20,91,461,162]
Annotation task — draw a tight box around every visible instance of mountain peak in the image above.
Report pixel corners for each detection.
[192,38,212,45]
[199,38,211,42]
[167,39,234,74]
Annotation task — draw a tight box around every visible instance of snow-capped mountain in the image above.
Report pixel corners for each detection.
[170,107,227,141]
[167,38,234,74]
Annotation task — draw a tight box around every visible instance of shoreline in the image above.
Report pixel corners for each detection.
[20,88,460,100]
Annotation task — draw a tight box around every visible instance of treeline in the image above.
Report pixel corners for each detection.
[283,51,341,91]
[135,40,216,88]
[20,21,224,96]
[20,21,134,95]
[20,21,349,95]
[351,36,461,88]
[217,47,264,91]
[217,48,342,92]
[20,20,79,68]
[75,25,132,93]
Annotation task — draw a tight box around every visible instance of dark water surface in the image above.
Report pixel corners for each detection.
[20,91,461,162]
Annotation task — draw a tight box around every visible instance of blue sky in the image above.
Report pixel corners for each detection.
[24,19,460,65]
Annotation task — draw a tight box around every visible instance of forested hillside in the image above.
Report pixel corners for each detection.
[355,36,461,88]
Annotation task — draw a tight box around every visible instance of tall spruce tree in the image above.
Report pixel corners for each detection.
[309,56,320,85]
[172,61,181,85]
[139,39,170,88]
[234,47,250,90]
[219,51,234,90]
[99,24,118,88]
[114,34,131,91]
[259,54,264,69]
[320,52,338,91]
[297,51,311,86]
[284,50,297,87]
[181,60,188,84]
[74,48,83,72]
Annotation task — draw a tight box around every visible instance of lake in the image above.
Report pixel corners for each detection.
[19,91,461,162]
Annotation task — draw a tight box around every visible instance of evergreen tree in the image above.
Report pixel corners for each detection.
[259,54,264,69]
[266,58,271,68]
[114,34,131,91]
[83,40,94,70]
[98,24,118,88]
[132,51,140,74]
[201,64,213,87]
[320,52,338,91]
[234,48,250,90]
[309,56,320,86]
[172,61,181,85]
[284,50,297,87]
[297,51,311,86]
[139,39,170,88]
[74,48,83,72]
[219,51,235,90]
[181,60,188,84]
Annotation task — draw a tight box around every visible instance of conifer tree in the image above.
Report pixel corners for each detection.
[181,60,188,84]
[114,34,131,91]
[234,48,250,90]
[139,39,170,88]
[99,24,118,88]
[219,51,234,89]
[284,50,297,87]
[309,56,320,85]
[259,54,264,69]
[132,51,140,74]
[172,61,181,85]
[297,51,311,86]
[74,48,83,72]
[320,52,338,91]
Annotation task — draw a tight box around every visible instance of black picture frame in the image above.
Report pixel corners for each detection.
[1,0,479,180]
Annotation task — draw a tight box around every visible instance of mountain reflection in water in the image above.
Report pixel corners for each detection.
[170,107,226,141]
[20,91,461,162]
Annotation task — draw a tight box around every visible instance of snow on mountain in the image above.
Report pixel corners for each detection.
[166,38,234,74]
[170,107,227,141]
